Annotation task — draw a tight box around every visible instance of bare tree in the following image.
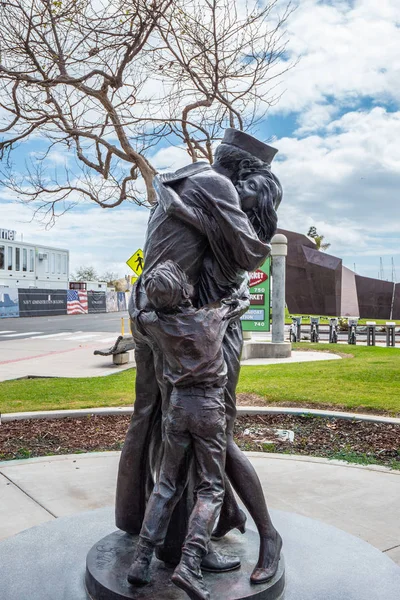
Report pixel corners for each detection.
[154,0,294,162]
[101,270,128,290]
[0,0,294,223]
[71,265,98,281]
[0,0,172,218]
[102,270,121,285]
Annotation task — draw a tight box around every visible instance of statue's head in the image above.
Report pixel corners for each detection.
[213,128,278,182]
[213,129,282,244]
[217,128,278,164]
[144,260,193,311]
[235,172,279,244]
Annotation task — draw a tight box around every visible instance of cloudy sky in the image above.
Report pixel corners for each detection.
[1,0,400,281]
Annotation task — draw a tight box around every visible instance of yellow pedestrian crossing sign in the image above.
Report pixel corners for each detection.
[131,276,138,285]
[127,249,144,276]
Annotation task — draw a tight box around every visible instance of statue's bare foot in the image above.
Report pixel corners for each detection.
[250,530,282,584]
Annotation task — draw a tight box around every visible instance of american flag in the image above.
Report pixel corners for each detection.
[67,290,88,315]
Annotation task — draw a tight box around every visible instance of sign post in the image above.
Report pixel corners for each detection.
[241,257,271,332]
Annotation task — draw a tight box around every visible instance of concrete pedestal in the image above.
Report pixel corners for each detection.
[242,341,292,360]
[113,352,130,366]
[1,507,400,600]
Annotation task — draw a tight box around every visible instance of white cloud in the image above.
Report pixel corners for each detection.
[295,104,339,135]
[1,0,400,283]
[150,145,194,172]
[274,106,400,276]
[3,104,399,281]
[0,200,150,278]
[45,150,70,166]
[269,0,400,118]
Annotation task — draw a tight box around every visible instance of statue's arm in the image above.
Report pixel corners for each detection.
[131,308,158,336]
[222,278,251,321]
[153,177,208,235]
[155,173,270,272]
[204,277,251,322]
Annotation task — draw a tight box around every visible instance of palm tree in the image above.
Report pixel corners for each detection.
[307,227,331,252]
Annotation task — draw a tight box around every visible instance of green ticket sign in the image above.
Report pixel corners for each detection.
[241,257,271,332]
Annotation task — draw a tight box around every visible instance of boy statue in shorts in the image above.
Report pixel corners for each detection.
[127,260,249,600]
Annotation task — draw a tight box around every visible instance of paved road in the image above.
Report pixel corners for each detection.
[1,314,398,347]
[0,312,133,380]
[0,312,130,342]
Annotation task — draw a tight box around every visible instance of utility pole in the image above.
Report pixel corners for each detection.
[379,257,384,280]
[391,258,397,283]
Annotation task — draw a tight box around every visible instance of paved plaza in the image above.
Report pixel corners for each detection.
[1,451,399,567]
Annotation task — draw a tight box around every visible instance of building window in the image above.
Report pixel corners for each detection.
[7,247,12,270]
[45,254,49,273]
[30,249,34,272]
[23,248,27,272]
[51,253,55,274]
[69,281,86,290]
[15,247,20,271]
[0,245,4,270]
[57,254,61,274]
[62,255,67,274]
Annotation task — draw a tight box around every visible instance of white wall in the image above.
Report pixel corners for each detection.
[0,240,69,290]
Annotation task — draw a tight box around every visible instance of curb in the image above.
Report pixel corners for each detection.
[236,406,400,425]
[1,405,400,425]
[1,407,133,422]
[1,450,398,476]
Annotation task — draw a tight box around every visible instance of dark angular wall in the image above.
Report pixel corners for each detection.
[278,229,397,319]
[341,266,359,317]
[279,229,342,316]
[354,275,394,320]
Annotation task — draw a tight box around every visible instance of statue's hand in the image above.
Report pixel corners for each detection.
[223,298,250,321]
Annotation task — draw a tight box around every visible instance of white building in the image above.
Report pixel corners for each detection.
[0,228,69,290]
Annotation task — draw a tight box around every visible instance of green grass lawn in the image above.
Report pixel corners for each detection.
[0,344,399,414]
[239,343,400,413]
[0,369,136,414]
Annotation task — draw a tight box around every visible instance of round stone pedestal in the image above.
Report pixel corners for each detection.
[0,507,400,600]
[86,529,285,600]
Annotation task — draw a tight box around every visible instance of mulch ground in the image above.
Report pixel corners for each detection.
[1,400,399,469]
[234,414,400,468]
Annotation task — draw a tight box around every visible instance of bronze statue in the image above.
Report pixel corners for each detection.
[116,129,283,592]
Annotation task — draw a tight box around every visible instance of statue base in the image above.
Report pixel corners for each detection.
[85,529,285,600]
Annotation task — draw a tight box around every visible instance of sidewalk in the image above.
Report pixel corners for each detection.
[1,452,399,566]
[0,335,340,381]
[0,337,135,381]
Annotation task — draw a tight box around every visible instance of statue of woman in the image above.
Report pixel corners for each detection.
[116,128,283,583]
